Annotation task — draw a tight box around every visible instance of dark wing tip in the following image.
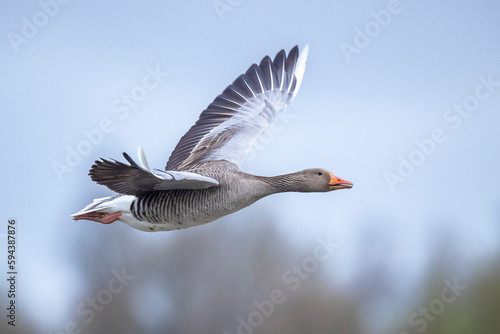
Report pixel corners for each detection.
[285,46,299,72]
[122,152,140,168]
[89,158,120,181]
[87,156,144,196]
[273,49,286,67]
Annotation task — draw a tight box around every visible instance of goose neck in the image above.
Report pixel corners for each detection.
[259,172,308,193]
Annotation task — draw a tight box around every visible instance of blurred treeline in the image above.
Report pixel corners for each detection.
[5,217,500,334]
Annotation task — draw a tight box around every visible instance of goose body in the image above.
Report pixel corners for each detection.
[72,46,353,232]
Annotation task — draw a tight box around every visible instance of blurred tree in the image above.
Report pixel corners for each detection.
[58,216,365,334]
[20,214,500,334]
[393,258,500,334]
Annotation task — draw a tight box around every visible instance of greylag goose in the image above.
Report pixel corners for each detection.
[72,45,353,232]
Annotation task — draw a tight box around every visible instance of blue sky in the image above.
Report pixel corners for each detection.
[1,0,500,332]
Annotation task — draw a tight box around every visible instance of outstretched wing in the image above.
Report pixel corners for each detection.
[165,45,309,171]
[90,147,219,196]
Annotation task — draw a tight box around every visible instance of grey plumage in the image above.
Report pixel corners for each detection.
[129,163,273,229]
[72,45,353,232]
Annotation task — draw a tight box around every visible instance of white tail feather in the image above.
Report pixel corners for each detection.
[71,195,135,217]
[137,146,151,171]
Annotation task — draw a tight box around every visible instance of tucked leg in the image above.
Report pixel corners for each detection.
[73,211,122,224]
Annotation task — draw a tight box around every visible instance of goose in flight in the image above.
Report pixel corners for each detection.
[72,45,353,232]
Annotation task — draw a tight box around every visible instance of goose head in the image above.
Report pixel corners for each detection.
[299,168,353,192]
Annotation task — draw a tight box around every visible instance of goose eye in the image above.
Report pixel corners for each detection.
[317,171,323,176]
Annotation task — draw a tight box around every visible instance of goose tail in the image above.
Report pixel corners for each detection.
[71,195,135,224]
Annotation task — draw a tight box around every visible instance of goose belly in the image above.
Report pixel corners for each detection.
[128,187,261,232]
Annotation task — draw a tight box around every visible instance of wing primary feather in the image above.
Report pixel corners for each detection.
[245,64,265,94]
[241,77,257,97]
[228,86,249,102]
[164,45,308,171]
[273,49,286,91]
[122,152,141,169]
[262,56,274,91]
[253,67,265,94]
[218,95,244,107]
[292,44,309,100]
[285,45,299,92]
[258,56,273,91]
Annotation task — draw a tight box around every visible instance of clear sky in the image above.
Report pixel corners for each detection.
[1,0,500,332]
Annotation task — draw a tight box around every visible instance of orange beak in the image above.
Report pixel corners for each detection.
[328,173,353,190]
